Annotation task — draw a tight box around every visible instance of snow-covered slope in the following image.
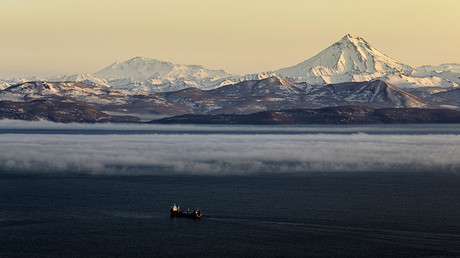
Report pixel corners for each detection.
[273,34,413,84]
[0,80,12,90]
[92,56,235,92]
[0,74,111,90]
[236,72,279,82]
[47,74,112,88]
[412,63,460,85]
[415,63,460,74]
[94,56,231,80]
[0,77,47,90]
[382,74,458,89]
[0,81,127,105]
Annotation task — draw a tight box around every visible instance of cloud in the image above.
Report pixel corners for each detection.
[1,131,459,175]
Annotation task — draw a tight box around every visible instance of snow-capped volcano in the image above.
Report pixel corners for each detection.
[93,56,232,81]
[94,56,233,81]
[91,56,236,92]
[274,34,413,85]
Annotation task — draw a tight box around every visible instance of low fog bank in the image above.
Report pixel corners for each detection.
[1,133,459,175]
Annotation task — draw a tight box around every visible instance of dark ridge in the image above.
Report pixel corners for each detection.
[150,106,460,125]
[0,100,139,123]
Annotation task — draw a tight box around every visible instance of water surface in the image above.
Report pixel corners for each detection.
[1,122,460,257]
[1,173,460,257]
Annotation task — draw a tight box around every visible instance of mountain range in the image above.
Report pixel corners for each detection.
[1,76,457,122]
[1,34,459,123]
[1,34,459,93]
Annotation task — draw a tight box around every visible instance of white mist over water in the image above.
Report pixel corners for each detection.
[1,121,460,175]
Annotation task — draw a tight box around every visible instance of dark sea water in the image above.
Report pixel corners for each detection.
[1,173,460,257]
[1,123,460,257]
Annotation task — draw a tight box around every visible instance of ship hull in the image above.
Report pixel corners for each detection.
[170,210,202,219]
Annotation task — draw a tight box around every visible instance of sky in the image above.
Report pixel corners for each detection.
[1,0,459,78]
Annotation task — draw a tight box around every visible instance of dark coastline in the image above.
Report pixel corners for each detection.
[151,106,460,125]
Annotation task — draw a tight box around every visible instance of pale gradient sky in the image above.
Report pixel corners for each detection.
[1,0,459,78]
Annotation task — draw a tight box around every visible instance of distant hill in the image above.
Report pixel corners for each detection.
[0,100,139,123]
[158,78,436,115]
[151,106,460,125]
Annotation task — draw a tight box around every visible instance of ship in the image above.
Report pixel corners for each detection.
[170,204,202,218]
